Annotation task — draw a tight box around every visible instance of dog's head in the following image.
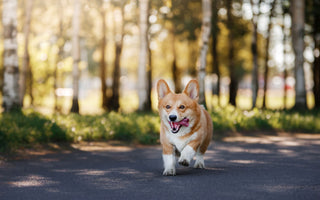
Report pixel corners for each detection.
[157,79,201,134]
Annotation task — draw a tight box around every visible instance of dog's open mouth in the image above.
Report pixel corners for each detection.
[169,118,189,133]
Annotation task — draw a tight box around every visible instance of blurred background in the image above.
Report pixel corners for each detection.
[0,0,319,114]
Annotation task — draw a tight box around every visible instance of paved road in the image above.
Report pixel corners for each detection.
[1,134,320,200]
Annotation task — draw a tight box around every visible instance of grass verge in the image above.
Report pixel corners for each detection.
[1,107,319,153]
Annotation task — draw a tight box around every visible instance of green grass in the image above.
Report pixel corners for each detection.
[1,108,320,152]
[211,106,320,133]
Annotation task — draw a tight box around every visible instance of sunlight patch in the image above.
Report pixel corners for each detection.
[230,160,265,164]
[77,169,108,176]
[9,175,57,187]
[72,142,133,152]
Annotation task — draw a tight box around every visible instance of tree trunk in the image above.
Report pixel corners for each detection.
[262,0,276,109]
[226,0,237,106]
[109,5,125,111]
[110,44,121,111]
[211,0,220,106]
[2,0,21,112]
[282,12,289,109]
[313,0,320,109]
[146,46,152,111]
[20,0,33,107]
[250,0,260,109]
[70,0,81,113]
[28,69,34,106]
[137,0,149,111]
[171,29,181,93]
[291,0,307,109]
[197,0,212,107]
[188,41,197,76]
[100,9,108,110]
[145,14,152,111]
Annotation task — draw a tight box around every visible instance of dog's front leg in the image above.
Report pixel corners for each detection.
[178,145,196,166]
[162,153,176,176]
[178,138,201,167]
[162,140,176,176]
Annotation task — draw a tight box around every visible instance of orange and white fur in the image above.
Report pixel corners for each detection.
[157,79,213,176]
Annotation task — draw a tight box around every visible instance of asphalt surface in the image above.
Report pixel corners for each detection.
[1,134,320,200]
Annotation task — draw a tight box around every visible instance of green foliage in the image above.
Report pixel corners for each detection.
[52,112,160,144]
[1,109,320,153]
[211,106,320,133]
[0,111,69,152]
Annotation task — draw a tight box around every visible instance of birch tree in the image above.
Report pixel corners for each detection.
[2,0,21,112]
[137,0,149,111]
[197,0,212,107]
[291,0,307,109]
[70,0,81,113]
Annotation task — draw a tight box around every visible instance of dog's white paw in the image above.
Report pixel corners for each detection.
[178,145,195,167]
[194,160,205,168]
[163,168,176,176]
[178,158,190,167]
[194,153,205,168]
[162,154,176,176]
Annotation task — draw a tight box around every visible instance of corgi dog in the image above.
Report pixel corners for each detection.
[157,79,213,176]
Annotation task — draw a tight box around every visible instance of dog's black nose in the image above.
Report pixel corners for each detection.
[169,115,177,122]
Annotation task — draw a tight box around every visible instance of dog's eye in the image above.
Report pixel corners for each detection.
[166,105,171,109]
[179,105,185,109]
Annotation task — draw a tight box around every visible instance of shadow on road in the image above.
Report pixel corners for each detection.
[1,134,320,199]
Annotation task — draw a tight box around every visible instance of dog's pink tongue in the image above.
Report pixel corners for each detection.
[177,118,189,127]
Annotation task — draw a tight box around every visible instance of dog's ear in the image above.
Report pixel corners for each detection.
[157,79,172,100]
[183,79,199,101]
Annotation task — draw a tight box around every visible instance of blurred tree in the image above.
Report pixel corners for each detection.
[291,0,307,109]
[197,0,212,107]
[2,0,21,112]
[138,0,149,111]
[145,9,153,112]
[262,0,277,109]
[20,0,33,107]
[170,26,181,93]
[98,0,108,110]
[109,2,125,111]
[250,0,261,109]
[313,0,320,109]
[211,0,220,106]
[282,0,290,109]
[146,42,152,111]
[226,0,237,106]
[70,0,81,113]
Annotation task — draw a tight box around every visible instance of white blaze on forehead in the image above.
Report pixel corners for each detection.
[174,100,183,107]
[168,100,183,117]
